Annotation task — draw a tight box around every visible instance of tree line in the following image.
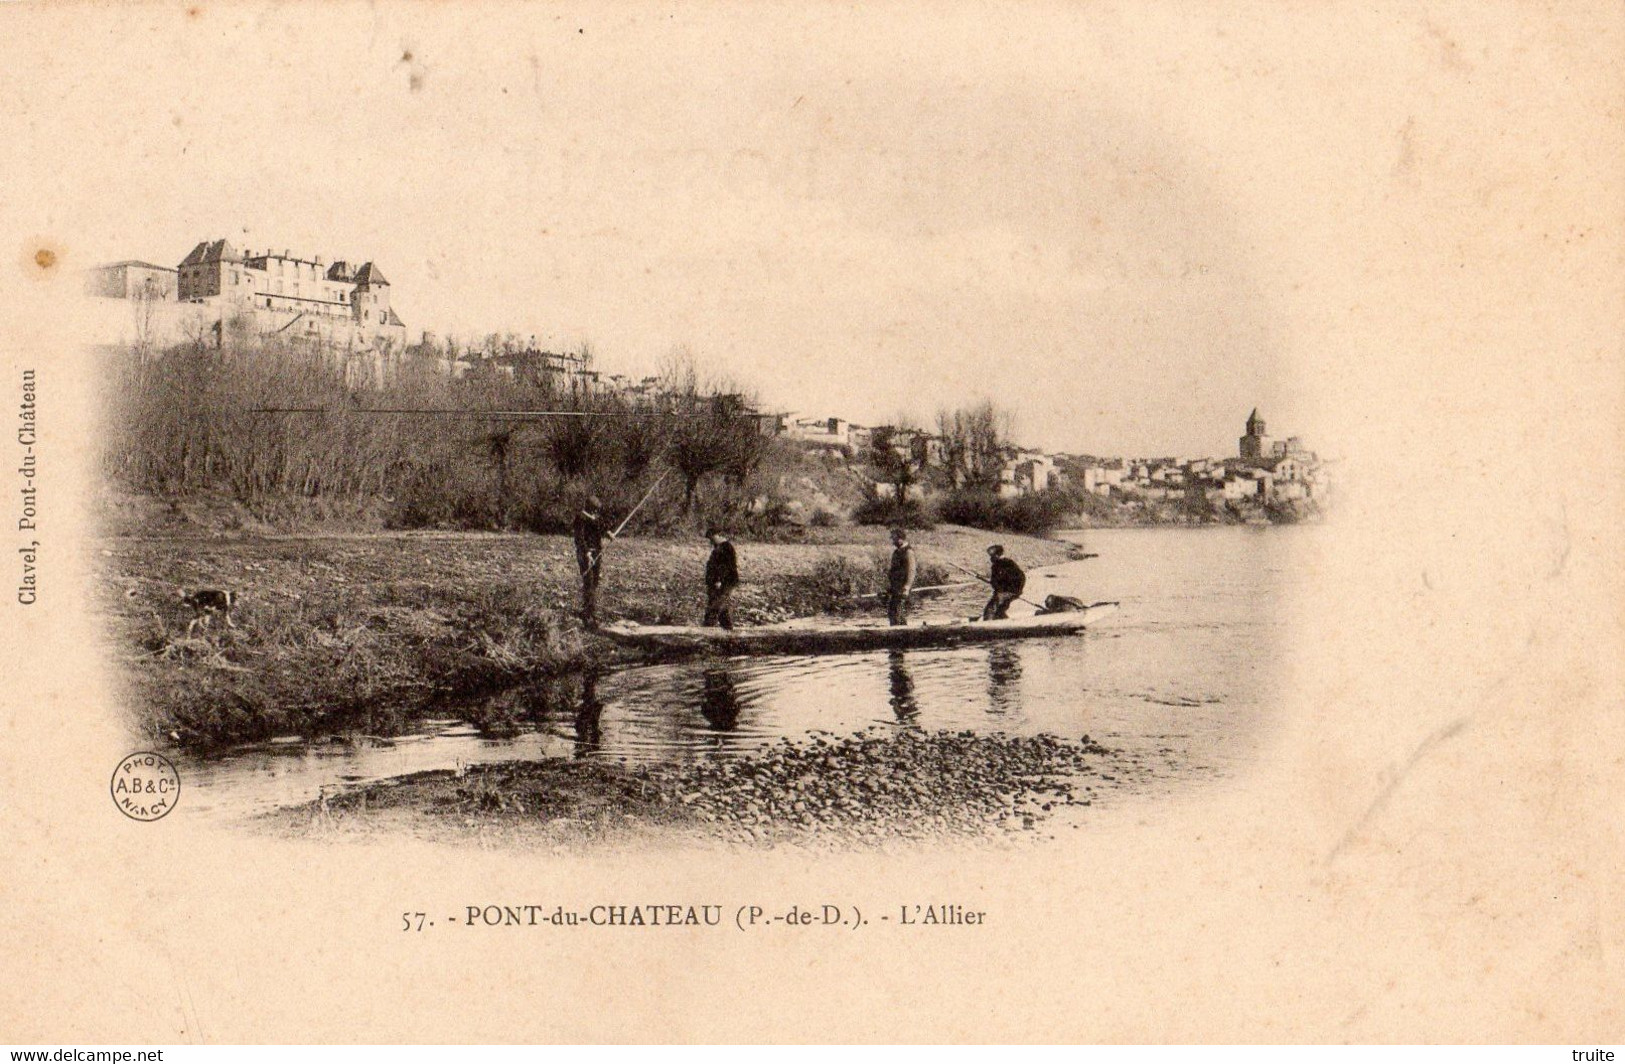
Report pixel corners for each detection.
[100,335,776,533]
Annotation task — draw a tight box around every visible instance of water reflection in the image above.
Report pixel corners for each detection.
[698,666,744,732]
[887,650,919,722]
[574,671,605,757]
[986,645,1022,715]
[178,527,1297,820]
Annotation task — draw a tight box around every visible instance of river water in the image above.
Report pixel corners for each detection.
[176,526,1307,820]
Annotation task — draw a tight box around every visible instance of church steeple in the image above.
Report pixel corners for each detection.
[1240,408,1271,460]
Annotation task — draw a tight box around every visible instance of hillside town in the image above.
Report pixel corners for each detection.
[762,407,1330,516]
[85,238,1330,524]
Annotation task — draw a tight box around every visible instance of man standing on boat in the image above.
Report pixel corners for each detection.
[703,527,739,629]
[982,544,1026,620]
[886,527,917,626]
[573,495,613,629]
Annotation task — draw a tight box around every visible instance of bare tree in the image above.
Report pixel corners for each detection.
[936,399,1013,490]
[869,420,930,502]
[543,393,608,480]
[484,428,515,516]
[716,391,772,488]
[661,352,721,511]
[657,349,767,512]
[130,284,161,371]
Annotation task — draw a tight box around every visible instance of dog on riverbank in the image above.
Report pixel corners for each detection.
[180,588,238,635]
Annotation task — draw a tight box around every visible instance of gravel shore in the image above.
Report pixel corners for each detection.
[277,727,1137,850]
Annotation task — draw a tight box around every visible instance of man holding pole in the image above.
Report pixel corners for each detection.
[982,544,1026,620]
[573,495,613,628]
[571,472,671,629]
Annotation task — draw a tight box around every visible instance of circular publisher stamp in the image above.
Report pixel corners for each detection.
[111,751,181,821]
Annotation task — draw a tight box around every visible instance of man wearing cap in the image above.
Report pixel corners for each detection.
[703,527,740,629]
[982,544,1026,620]
[572,495,613,628]
[886,527,917,626]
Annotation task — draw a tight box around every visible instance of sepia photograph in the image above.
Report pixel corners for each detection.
[74,2,1335,850]
[1,0,1620,1047]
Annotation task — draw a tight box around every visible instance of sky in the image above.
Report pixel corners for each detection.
[8,1,1589,459]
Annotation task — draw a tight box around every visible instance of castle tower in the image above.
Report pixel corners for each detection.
[351,262,391,326]
[1240,407,1273,460]
[177,239,241,302]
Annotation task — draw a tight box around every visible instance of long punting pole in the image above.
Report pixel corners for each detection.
[249,407,706,418]
[943,558,1048,611]
[611,469,671,539]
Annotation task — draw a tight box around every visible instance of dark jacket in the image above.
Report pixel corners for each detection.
[990,556,1026,595]
[706,540,739,590]
[573,510,605,573]
[887,544,917,592]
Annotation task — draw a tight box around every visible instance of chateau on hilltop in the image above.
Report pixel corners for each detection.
[176,239,406,348]
[85,238,408,356]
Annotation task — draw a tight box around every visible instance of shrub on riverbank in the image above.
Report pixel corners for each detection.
[851,495,935,529]
[934,488,1078,535]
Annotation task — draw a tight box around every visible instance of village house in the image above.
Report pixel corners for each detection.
[473,347,597,392]
[998,450,1055,497]
[83,260,176,301]
[1078,459,1126,496]
[784,415,852,449]
[1147,461,1186,486]
[1219,474,1260,500]
[866,426,942,465]
[749,411,789,437]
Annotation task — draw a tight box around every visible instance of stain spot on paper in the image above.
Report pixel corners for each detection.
[1393,117,1416,177]
[1422,17,1469,72]
[398,45,426,92]
[25,240,66,280]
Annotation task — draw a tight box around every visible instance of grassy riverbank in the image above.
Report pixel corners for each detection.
[97,524,1081,748]
[269,728,1151,850]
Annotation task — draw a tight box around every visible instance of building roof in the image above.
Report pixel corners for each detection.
[95,260,176,273]
[384,308,404,327]
[179,239,239,267]
[353,262,390,285]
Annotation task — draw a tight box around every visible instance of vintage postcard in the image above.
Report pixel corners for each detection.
[1,0,1620,1045]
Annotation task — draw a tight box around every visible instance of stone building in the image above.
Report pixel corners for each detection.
[84,261,177,300]
[1239,408,1272,459]
[176,239,407,350]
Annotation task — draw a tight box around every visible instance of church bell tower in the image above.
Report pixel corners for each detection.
[1240,408,1272,459]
